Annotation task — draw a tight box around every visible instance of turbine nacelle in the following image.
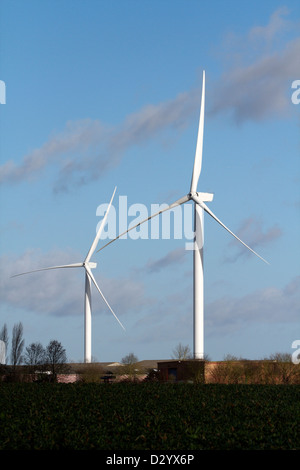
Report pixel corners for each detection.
[84,261,97,270]
[190,191,214,203]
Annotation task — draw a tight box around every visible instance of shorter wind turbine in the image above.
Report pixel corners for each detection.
[12,187,124,363]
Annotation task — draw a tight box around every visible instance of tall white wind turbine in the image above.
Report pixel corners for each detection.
[12,187,125,363]
[98,71,268,360]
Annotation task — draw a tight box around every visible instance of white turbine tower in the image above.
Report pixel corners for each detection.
[12,187,125,363]
[98,71,268,360]
[0,340,6,365]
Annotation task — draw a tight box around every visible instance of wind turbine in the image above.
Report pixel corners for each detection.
[12,187,125,363]
[98,71,268,360]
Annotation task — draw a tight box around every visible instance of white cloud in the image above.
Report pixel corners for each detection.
[0,120,108,186]
[209,8,300,122]
[1,7,298,193]
[111,90,198,153]
[248,6,292,45]
[0,89,199,192]
[206,275,300,334]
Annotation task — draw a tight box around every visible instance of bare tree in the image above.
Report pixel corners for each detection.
[172,343,192,360]
[121,352,138,366]
[268,352,300,384]
[119,352,139,379]
[11,322,24,368]
[45,340,67,380]
[24,342,46,371]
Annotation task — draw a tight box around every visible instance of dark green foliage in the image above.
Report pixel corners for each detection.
[0,383,299,450]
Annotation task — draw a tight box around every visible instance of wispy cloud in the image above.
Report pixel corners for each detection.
[0,120,108,186]
[1,7,298,192]
[0,89,199,192]
[130,273,300,349]
[209,7,300,122]
[248,6,293,45]
[224,216,282,262]
[110,90,198,153]
[206,275,300,334]
[144,247,187,274]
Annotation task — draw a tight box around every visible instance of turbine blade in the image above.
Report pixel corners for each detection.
[85,265,126,331]
[192,194,269,265]
[85,187,117,263]
[190,70,205,194]
[97,194,190,253]
[11,263,84,278]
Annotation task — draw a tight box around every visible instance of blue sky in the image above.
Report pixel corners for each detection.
[0,0,299,363]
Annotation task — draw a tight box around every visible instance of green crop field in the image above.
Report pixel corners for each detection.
[0,383,299,450]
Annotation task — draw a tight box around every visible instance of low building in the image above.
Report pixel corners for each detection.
[157,360,205,383]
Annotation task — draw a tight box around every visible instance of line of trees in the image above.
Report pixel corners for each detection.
[0,322,67,380]
[170,344,300,384]
[171,343,300,365]
[207,353,300,384]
